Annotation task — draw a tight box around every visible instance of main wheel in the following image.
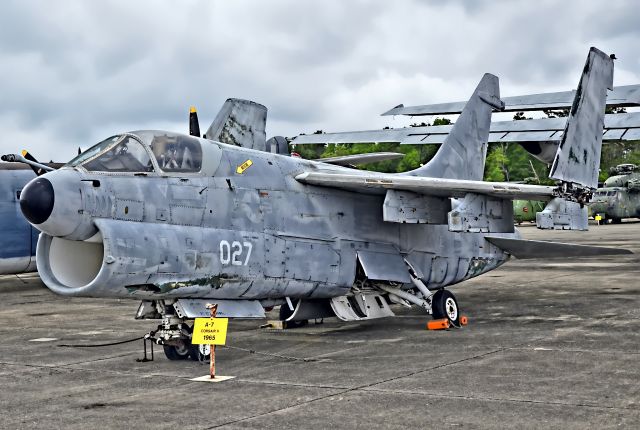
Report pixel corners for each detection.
[278,300,308,328]
[163,342,191,360]
[432,289,460,326]
[279,300,299,321]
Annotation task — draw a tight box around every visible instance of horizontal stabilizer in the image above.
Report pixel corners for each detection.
[485,236,632,259]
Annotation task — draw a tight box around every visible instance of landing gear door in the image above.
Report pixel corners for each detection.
[357,251,411,284]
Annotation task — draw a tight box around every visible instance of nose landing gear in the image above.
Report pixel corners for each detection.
[144,316,210,361]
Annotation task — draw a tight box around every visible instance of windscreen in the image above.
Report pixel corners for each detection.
[66,135,121,167]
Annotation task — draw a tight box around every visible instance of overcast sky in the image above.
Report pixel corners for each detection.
[1,0,639,161]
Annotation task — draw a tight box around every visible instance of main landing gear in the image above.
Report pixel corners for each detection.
[431,289,461,327]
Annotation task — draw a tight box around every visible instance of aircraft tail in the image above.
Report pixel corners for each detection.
[549,47,614,189]
[406,73,504,180]
[204,98,268,152]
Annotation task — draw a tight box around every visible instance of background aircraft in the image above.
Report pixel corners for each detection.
[0,153,59,275]
[513,200,546,224]
[291,84,640,167]
[0,164,39,274]
[590,163,640,222]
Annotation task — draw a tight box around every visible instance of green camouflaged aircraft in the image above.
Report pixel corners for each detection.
[590,164,640,223]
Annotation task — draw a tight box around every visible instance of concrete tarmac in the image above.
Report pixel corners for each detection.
[0,222,639,429]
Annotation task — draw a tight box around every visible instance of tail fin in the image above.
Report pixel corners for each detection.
[204,98,268,152]
[549,48,614,189]
[407,73,503,180]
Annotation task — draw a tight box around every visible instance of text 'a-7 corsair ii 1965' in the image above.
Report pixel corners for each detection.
[13,47,631,360]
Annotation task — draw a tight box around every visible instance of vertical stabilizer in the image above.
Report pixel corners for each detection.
[407,73,503,180]
[549,48,614,189]
[204,99,267,152]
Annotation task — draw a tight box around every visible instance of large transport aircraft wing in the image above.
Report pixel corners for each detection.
[290,112,640,146]
[382,84,640,116]
[295,171,556,201]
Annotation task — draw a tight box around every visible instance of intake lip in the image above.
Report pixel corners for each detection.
[20,177,54,225]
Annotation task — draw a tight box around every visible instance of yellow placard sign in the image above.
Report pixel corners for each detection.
[191,317,229,345]
[595,215,602,221]
[236,159,253,174]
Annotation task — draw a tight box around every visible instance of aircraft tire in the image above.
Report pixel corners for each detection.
[432,290,460,325]
[279,300,298,321]
[612,218,622,224]
[163,343,191,360]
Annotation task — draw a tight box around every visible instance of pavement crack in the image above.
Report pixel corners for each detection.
[360,388,638,411]
[206,347,508,429]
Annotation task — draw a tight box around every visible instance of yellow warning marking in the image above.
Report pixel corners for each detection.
[236,159,253,174]
[192,317,229,345]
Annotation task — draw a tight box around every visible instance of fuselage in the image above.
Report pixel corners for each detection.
[20,131,512,300]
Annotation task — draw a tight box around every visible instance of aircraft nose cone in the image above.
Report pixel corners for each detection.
[20,177,55,225]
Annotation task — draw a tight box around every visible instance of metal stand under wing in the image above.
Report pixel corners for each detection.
[485,236,632,259]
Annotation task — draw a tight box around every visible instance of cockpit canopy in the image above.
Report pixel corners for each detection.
[147,133,203,173]
[66,132,204,174]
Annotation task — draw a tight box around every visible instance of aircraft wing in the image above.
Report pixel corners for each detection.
[291,112,640,145]
[382,84,640,116]
[295,171,555,200]
[316,152,404,166]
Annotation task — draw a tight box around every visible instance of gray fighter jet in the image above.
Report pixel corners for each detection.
[18,47,630,360]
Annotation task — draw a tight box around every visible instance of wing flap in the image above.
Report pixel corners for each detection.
[485,236,632,259]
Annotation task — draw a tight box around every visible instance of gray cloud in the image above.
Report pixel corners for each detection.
[0,0,638,161]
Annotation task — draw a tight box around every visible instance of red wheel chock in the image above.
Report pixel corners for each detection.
[427,318,450,330]
[427,315,469,330]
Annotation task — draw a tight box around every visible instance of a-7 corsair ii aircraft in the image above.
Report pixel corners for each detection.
[17,48,630,360]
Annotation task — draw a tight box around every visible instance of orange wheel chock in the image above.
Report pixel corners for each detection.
[460,315,469,326]
[427,318,450,330]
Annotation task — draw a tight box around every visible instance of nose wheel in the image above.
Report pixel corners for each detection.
[160,323,209,361]
[431,289,460,326]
